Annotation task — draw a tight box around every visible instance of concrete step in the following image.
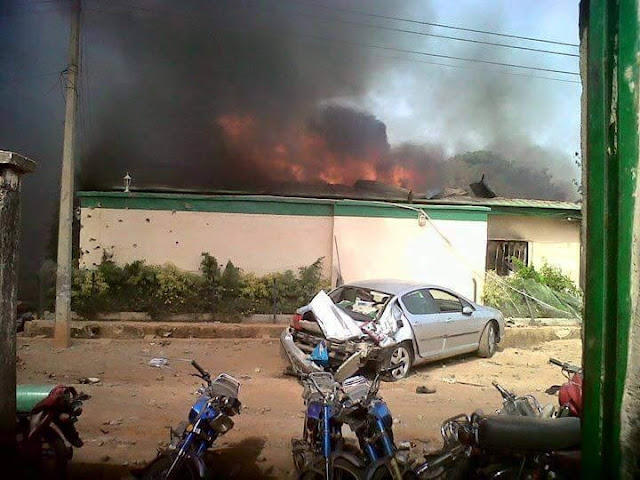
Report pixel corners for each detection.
[23,320,581,349]
[23,320,284,340]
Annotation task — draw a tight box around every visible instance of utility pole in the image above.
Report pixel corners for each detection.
[0,151,36,460]
[53,0,81,348]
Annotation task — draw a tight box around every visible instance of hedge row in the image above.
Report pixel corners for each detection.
[72,252,329,320]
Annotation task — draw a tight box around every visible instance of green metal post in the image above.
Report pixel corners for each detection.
[583,0,640,477]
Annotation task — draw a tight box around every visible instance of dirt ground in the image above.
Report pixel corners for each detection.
[16,336,582,479]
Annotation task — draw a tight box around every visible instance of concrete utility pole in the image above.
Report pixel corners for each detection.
[54,0,81,348]
[0,151,36,454]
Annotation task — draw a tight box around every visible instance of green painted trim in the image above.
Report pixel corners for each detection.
[488,207,582,219]
[78,192,489,221]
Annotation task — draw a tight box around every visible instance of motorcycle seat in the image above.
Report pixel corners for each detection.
[477,414,581,451]
[16,385,55,414]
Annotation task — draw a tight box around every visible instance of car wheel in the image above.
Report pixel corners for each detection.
[383,343,413,382]
[477,322,498,358]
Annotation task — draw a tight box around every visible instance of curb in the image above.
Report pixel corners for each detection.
[23,321,581,348]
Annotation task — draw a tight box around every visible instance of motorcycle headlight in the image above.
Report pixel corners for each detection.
[209,414,234,434]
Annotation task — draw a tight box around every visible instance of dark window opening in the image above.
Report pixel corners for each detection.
[486,240,528,276]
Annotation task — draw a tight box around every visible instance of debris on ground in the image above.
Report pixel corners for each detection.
[415,385,436,394]
[149,357,169,368]
[78,377,101,384]
[440,375,485,388]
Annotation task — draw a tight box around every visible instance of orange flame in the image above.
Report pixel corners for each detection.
[216,113,433,190]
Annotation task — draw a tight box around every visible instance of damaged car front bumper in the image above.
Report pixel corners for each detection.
[280,327,386,375]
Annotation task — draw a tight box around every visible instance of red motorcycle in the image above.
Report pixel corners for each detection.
[16,384,89,479]
[547,358,582,417]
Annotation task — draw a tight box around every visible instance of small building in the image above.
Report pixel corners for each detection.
[78,191,581,302]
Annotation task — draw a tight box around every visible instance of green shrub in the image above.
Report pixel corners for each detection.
[71,253,329,318]
[483,261,582,319]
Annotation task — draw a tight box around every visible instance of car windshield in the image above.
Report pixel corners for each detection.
[328,286,392,322]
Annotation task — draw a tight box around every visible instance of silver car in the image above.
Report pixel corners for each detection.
[281,279,505,381]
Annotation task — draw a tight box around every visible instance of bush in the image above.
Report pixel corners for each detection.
[71,253,329,319]
[482,261,582,319]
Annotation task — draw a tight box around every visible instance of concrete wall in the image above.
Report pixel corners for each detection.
[487,215,581,283]
[80,208,334,277]
[334,216,486,301]
[79,195,489,302]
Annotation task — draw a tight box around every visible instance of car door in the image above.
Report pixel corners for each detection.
[428,288,479,350]
[399,289,446,357]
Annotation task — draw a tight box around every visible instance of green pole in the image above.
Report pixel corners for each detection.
[583,0,640,476]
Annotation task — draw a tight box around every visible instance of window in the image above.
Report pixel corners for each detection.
[329,286,392,321]
[401,290,438,315]
[486,240,529,276]
[428,289,463,313]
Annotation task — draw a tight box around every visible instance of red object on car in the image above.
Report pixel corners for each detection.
[292,313,303,330]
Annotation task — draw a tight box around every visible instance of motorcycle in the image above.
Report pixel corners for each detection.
[410,358,584,479]
[293,368,413,480]
[546,358,582,417]
[16,384,89,479]
[140,360,242,480]
[415,412,580,479]
[292,371,365,480]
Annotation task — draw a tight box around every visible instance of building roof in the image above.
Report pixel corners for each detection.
[77,190,581,219]
[416,196,581,211]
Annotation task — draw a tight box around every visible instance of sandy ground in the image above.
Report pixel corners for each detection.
[16,336,581,479]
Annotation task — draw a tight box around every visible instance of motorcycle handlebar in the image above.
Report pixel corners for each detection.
[191,360,209,379]
[549,358,564,367]
[549,358,581,374]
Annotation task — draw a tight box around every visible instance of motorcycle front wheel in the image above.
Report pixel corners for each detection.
[365,459,419,480]
[140,453,207,480]
[298,458,363,480]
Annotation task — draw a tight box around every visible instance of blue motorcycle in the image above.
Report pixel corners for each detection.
[140,360,241,480]
[293,369,414,480]
[292,372,364,480]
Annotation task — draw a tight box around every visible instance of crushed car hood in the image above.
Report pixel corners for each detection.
[306,291,364,341]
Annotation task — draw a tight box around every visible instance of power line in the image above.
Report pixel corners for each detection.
[86,3,580,78]
[266,5,579,58]
[283,0,579,48]
[285,32,580,77]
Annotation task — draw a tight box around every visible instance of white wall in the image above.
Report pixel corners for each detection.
[333,216,487,301]
[488,215,581,284]
[80,208,334,276]
[80,206,489,301]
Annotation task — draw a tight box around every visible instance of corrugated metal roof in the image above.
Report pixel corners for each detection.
[415,196,581,211]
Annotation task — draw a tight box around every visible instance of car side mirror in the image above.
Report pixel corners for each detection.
[462,306,473,315]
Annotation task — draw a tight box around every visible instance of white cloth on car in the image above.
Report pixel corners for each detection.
[309,290,363,341]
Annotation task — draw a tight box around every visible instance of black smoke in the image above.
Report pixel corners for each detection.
[0,0,580,301]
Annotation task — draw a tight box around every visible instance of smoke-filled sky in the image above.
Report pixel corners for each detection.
[0,0,580,298]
